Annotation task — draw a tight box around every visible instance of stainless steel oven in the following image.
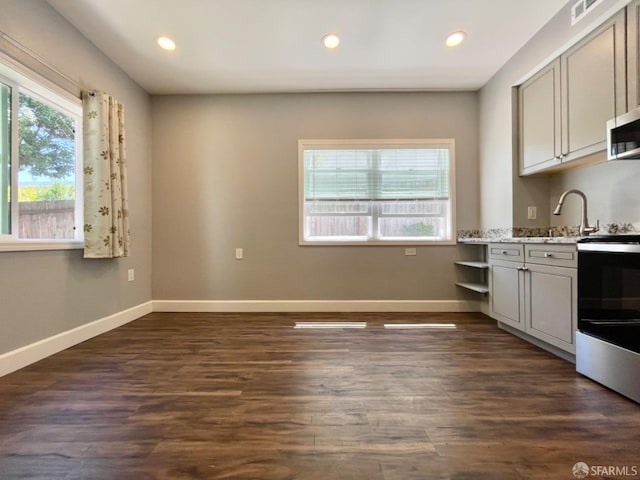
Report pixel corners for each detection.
[576,235,640,403]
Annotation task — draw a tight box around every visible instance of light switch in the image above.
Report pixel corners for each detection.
[527,206,537,220]
[405,248,417,256]
[235,248,243,260]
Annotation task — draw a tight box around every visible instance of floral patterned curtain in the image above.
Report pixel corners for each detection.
[82,91,130,258]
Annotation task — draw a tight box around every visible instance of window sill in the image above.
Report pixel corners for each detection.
[0,239,83,252]
[300,239,456,246]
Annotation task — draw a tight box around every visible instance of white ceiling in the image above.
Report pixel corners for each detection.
[46,0,567,95]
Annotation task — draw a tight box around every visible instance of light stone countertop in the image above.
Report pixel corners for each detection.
[457,222,639,244]
[458,236,580,244]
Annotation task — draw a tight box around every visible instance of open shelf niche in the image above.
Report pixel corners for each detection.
[455,244,489,294]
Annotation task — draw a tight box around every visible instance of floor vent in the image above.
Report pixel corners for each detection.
[294,322,367,329]
[384,323,457,329]
[571,0,604,26]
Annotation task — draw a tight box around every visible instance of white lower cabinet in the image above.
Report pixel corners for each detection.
[489,243,577,354]
[525,263,577,352]
[490,258,524,330]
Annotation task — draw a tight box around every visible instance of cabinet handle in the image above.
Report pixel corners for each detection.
[544,253,553,258]
[501,250,508,255]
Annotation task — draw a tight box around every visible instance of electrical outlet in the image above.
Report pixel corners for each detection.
[235,248,243,260]
[127,269,135,282]
[405,248,417,256]
[527,206,537,220]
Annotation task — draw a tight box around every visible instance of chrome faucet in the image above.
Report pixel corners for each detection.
[552,189,599,236]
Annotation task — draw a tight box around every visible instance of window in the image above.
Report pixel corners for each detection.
[299,139,456,245]
[0,58,82,249]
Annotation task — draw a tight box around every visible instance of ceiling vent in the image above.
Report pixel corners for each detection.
[571,0,605,25]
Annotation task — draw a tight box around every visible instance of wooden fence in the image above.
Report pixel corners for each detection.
[18,200,75,239]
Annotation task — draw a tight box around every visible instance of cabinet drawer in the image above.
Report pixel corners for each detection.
[489,244,524,261]
[525,245,577,268]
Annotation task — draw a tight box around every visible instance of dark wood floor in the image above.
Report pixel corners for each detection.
[0,312,638,479]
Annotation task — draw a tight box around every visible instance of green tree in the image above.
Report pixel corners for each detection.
[18,93,75,178]
[18,183,75,202]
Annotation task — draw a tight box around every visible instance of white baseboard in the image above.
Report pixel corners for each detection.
[153,299,480,313]
[1,299,480,377]
[0,301,153,378]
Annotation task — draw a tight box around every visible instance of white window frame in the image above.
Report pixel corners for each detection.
[298,139,456,246]
[0,54,83,252]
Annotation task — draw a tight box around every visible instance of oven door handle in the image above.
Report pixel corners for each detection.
[581,319,640,325]
[578,243,640,253]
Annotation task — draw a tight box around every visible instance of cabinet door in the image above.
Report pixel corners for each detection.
[629,0,640,111]
[524,264,577,354]
[561,9,627,163]
[490,260,524,331]
[519,59,561,175]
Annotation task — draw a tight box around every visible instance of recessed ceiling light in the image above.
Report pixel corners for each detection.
[322,33,340,49]
[156,36,176,51]
[446,31,466,48]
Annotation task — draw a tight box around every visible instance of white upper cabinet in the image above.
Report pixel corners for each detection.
[561,10,627,162]
[628,0,640,111]
[519,59,562,173]
[519,9,627,176]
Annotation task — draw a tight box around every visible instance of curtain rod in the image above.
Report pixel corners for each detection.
[0,30,82,97]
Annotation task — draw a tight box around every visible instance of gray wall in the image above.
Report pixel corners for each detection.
[152,92,480,301]
[0,0,152,355]
[479,0,636,230]
[550,162,640,229]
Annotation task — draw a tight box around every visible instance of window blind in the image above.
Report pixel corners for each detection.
[303,147,450,200]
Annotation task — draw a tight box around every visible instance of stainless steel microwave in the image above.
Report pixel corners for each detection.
[607,107,640,160]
